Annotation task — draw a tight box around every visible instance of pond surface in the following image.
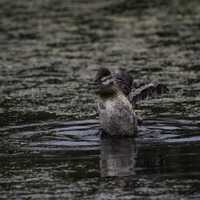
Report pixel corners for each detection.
[0,0,200,199]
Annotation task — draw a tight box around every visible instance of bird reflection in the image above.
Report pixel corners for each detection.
[100,137,137,177]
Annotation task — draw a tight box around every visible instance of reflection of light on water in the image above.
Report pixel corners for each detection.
[100,137,137,177]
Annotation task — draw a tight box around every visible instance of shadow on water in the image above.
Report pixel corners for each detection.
[100,137,137,177]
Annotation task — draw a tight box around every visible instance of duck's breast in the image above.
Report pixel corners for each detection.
[98,95,137,136]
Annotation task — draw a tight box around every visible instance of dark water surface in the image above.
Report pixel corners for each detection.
[0,0,200,199]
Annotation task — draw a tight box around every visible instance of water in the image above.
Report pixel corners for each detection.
[0,0,200,199]
[1,119,200,199]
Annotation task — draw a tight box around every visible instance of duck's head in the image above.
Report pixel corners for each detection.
[94,68,117,98]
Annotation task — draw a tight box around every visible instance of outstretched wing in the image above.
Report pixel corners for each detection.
[129,81,169,105]
[112,68,168,104]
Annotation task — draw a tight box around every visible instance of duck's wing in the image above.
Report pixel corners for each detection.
[113,69,133,97]
[129,81,169,105]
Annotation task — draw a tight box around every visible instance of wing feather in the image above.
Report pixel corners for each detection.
[129,82,168,104]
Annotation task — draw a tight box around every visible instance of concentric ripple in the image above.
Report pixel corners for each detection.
[0,118,200,199]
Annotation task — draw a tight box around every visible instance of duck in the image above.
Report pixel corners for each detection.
[93,67,168,137]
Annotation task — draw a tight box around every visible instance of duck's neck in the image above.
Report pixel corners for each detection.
[97,87,120,100]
